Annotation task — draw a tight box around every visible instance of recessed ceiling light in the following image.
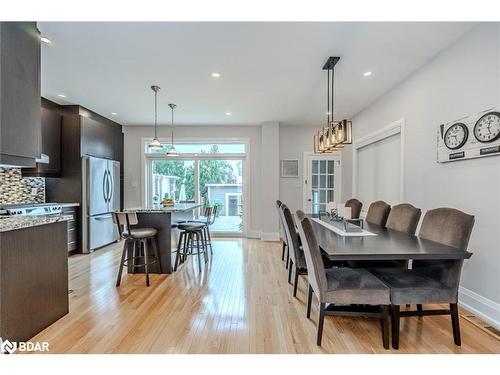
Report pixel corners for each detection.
[40,36,52,44]
[212,72,221,78]
[225,112,232,116]
[57,94,67,98]
[363,71,373,77]
[111,112,118,116]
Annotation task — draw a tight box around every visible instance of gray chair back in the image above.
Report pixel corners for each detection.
[419,208,475,250]
[366,200,391,226]
[386,203,421,234]
[414,208,475,293]
[280,204,305,269]
[296,210,327,300]
[276,200,287,245]
[345,198,363,219]
[112,212,138,239]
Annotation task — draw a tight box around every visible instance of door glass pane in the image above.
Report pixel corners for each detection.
[328,160,335,174]
[312,190,318,205]
[151,160,195,204]
[312,175,318,188]
[312,160,318,174]
[320,190,326,203]
[328,175,334,188]
[199,159,242,233]
[320,175,326,188]
[327,189,335,202]
[320,160,326,174]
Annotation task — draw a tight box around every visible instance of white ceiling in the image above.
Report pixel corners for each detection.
[39,22,475,126]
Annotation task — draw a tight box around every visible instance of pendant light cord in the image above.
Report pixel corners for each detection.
[327,69,330,125]
[171,106,174,146]
[154,88,158,139]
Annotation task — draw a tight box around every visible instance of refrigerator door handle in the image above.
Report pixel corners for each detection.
[108,168,114,204]
[102,170,108,203]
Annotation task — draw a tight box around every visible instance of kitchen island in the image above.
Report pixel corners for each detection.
[126,203,201,274]
[0,214,71,343]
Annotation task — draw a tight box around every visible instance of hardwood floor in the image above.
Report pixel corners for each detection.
[30,238,499,354]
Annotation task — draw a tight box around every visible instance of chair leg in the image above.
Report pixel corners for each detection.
[115,241,128,287]
[392,305,400,349]
[281,242,286,261]
[317,302,326,346]
[206,226,213,255]
[288,260,293,284]
[417,304,423,317]
[174,232,184,272]
[306,284,313,318]
[450,303,461,346]
[152,236,162,273]
[132,240,138,274]
[381,305,390,350]
[285,245,290,269]
[293,267,300,297]
[143,240,150,287]
[201,228,208,263]
[196,232,202,273]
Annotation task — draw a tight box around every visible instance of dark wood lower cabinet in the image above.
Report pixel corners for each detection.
[0,221,69,343]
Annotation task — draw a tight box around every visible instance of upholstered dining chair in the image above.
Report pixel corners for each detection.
[345,198,363,219]
[356,203,422,269]
[386,203,421,235]
[296,210,391,348]
[280,204,307,297]
[369,208,475,349]
[276,200,289,268]
[365,200,391,226]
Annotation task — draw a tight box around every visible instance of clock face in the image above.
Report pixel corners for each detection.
[473,111,500,143]
[444,123,468,150]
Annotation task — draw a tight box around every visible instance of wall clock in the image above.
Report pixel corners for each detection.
[444,122,468,150]
[473,111,500,143]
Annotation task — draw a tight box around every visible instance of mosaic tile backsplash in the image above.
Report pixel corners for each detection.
[0,168,45,205]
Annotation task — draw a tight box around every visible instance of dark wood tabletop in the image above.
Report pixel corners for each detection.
[306,215,473,261]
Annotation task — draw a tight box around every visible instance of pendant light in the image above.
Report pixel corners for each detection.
[166,103,178,156]
[314,57,352,153]
[148,85,162,149]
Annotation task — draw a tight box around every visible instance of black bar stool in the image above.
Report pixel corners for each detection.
[174,222,208,272]
[113,212,162,287]
[187,205,217,256]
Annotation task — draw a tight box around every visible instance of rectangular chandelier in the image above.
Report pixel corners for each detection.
[314,56,353,153]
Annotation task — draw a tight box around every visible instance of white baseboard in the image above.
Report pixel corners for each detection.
[246,230,262,239]
[459,286,500,329]
[261,231,280,241]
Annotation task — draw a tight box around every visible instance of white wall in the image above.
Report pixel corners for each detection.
[341,23,500,327]
[260,122,280,240]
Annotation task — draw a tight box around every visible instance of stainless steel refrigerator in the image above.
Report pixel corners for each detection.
[82,156,120,252]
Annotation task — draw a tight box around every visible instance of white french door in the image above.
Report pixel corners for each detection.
[303,153,341,214]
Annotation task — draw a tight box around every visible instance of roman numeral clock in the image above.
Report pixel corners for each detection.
[437,108,500,162]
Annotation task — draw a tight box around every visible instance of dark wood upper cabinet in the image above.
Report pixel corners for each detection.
[0,22,41,167]
[22,98,62,177]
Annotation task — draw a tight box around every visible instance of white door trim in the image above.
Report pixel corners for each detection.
[352,117,405,208]
[302,151,342,213]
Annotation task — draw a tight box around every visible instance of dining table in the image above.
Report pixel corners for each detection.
[307,214,473,262]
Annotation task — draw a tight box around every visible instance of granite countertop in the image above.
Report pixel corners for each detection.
[128,203,202,213]
[0,214,73,233]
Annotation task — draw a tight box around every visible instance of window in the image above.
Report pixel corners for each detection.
[145,140,247,234]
